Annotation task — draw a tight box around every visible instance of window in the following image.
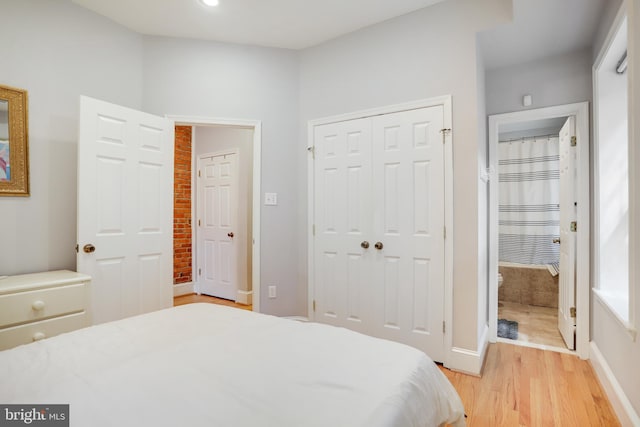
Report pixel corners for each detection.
[593,14,631,326]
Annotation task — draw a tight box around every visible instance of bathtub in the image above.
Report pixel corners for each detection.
[498,261,559,308]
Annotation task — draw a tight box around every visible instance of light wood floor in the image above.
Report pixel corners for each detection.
[173,293,252,311]
[174,295,618,426]
[498,301,567,349]
[441,343,620,427]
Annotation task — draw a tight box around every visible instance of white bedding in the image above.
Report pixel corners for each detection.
[0,303,465,427]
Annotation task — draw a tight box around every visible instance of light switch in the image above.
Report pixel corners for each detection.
[265,192,278,206]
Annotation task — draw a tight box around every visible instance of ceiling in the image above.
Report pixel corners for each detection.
[479,0,607,70]
[71,0,447,50]
[72,0,607,65]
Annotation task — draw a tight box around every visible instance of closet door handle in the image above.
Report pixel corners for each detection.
[553,238,560,244]
[360,241,370,249]
[228,232,234,238]
[374,242,383,250]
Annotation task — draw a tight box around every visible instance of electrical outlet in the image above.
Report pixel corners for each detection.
[268,285,277,298]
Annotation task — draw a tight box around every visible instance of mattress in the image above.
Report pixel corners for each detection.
[0,303,465,427]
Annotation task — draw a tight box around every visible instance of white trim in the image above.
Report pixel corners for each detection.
[590,341,640,427]
[496,337,576,355]
[592,3,633,328]
[307,96,454,366]
[593,290,638,341]
[446,323,490,376]
[173,282,194,297]
[488,102,590,360]
[167,115,262,314]
[236,289,253,305]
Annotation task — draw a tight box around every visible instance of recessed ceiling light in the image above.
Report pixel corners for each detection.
[200,0,219,6]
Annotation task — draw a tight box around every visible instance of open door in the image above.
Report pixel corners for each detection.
[558,116,577,349]
[77,96,174,325]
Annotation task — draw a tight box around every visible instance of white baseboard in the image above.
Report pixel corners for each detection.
[173,282,194,297]
[446,324,489,376]
[590,341,640,427]
[236,290,253,305]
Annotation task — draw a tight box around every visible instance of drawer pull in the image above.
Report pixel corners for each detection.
[32,300,45,311]
[33,332,46,341]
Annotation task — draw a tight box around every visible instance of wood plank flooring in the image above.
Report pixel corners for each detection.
[173,293,252,311]
[441,343,620,427]
[498,301,567,349]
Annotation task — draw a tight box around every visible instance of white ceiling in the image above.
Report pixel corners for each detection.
[71,0,447,50]
[479,0,606,70]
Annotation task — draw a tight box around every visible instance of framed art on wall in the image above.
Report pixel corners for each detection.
[0,84,29,196]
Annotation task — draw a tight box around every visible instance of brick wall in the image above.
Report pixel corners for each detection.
[174,126,192,284]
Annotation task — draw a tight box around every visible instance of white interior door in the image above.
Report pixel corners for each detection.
[370,107,445,361]
[197,152,239,301]
[558,116,577,349]
[313,118,373,335]
[312,106,445,361]
[77,96,174,325]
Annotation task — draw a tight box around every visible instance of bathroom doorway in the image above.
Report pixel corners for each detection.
[488,103,590,358]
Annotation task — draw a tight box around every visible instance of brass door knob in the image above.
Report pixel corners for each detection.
[83,244,96,254]
[361,241,370,249]
[228,232,234,238]
[374,242,383,250]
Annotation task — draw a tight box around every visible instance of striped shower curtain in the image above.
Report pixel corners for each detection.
[498,136,560,271]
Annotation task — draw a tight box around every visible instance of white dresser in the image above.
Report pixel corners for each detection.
[0,270,91,351]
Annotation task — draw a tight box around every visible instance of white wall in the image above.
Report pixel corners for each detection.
[194,126,254,296]
[141,36,300,316]
[0,0,143,276]
[299,0,511,355]
[476,38,490,341]
[486,49,593,115]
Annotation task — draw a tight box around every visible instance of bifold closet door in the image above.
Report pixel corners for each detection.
[370,106,445,361]
[312,106,445,360]
[313,117,373,336]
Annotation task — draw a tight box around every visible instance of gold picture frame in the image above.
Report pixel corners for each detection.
[0,84,29,196]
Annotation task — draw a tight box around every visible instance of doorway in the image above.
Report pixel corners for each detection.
[171,116,262,313]
[488,102,590,359]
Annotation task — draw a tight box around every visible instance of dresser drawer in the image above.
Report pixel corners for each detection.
[0,283,86,328]
[0,312,88,351]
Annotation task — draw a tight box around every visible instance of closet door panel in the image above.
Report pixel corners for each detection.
[313,118,373,334]
[371,106,445,361]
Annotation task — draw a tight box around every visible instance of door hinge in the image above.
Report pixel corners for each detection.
[313,300,316,311]
[312,224,316,236]
[571,136,577,147]
[570,307,576,317]
[440,128,452,144]
[198,268,202,276]
[307,146,315,159]
[442,321,446,333]
[443,226,446,239]
[198,170,201,177]
[75,244,79,253]
[198,219,201,227]
[570,221,577,232]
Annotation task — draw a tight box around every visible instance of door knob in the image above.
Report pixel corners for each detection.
[360,241,370,249]
[553,238,561,244]
[83,244,96,253]
[374,242,383,250]
[227,232,234,238]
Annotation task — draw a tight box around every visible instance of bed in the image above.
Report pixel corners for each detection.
[0,303,466,427]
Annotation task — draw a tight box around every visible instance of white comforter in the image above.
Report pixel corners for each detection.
[0,303,465,427]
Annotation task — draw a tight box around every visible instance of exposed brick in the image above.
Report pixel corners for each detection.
[173,125,193,284]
